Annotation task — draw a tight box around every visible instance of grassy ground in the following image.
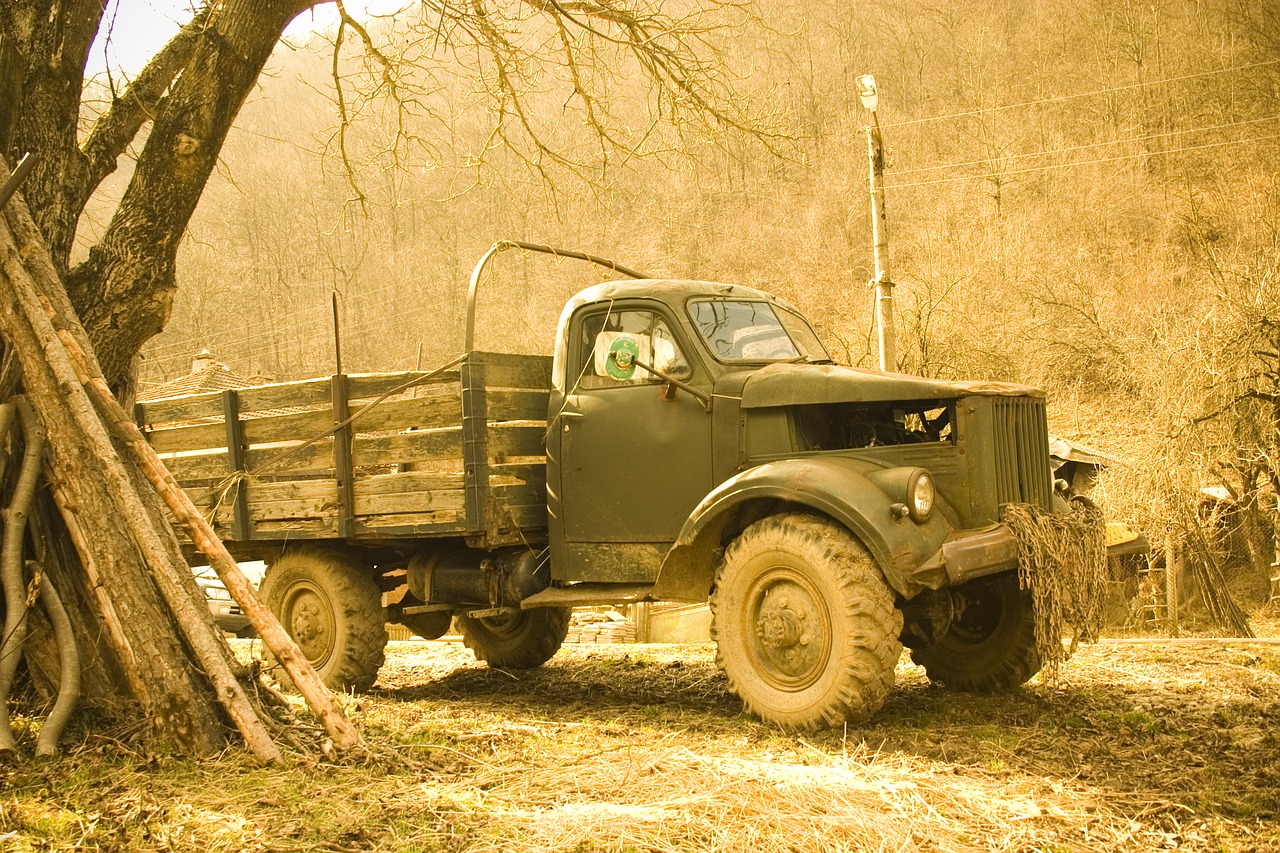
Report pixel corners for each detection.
[2,627,1278,852]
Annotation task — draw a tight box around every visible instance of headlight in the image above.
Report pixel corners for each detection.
[907,469,935,523]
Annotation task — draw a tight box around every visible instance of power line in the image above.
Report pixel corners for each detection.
[884,129,1280,190]
[889,113,1280,178]
[145,245,604,363]
[879,58,1280,131]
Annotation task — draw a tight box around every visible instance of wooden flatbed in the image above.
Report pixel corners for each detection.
[136,351,551,559]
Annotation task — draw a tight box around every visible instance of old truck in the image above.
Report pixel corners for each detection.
[141,242,1079,729]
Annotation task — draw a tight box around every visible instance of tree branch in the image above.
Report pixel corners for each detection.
[80,7,212,193]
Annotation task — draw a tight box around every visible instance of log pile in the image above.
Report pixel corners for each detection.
[0,159,361,762]
[565,610,638,644]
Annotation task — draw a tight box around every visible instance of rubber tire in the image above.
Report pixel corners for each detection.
[710,513,903,730]
[458,607,571,669]
[910,571,1041,692]
[260,547,388,693]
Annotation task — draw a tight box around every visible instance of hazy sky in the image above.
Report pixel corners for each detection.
[87,1,366,76]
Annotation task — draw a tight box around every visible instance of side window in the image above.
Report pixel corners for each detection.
[574,309,691,390]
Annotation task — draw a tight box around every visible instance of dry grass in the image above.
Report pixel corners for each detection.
[2,623,1278,852]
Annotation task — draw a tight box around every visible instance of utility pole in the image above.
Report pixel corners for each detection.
[858,75,895,372]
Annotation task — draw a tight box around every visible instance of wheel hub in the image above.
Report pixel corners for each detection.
[284,586,334,665]
[756,597,809,650]
[292,601,323,643]
[748,571,831,690]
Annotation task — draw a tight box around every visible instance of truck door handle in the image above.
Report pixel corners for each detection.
[558,410,584,431]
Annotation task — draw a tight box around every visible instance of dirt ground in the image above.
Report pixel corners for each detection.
[2,627,1278,852]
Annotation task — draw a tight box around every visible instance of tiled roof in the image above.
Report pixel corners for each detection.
[138,363,261,402]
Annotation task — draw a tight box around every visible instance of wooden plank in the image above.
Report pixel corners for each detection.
[251,518,339,535]
[243,409,333,446]
[490,462,546,487]
[489,424,547,459]
[353,489,465,516]
[162,438,337,483]
[349,519,469,538]
[147,407,336,455]
[346,370,462,401]
[234,377,331,413]
[477,352,552,389]
[245,478,336,501]
[250,496,340,521]
[357,509,466,528]
[488,388,549,422]
[353,470,465,493]
[493,482,546,507]
[245,479,338,521]
[148,421,227,454]
[348,393,460,435]
[352,427,462,466]
[140,376,334,425]
[138,392,224,426]
[161,451,232,482]
[333,375,354,537]
[245,440,334,475]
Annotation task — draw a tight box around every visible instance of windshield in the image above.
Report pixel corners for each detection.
[688,299,830,363]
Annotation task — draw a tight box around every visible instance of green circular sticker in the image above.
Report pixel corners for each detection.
[606,336,640,381]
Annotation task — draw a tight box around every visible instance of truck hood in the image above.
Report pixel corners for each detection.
[736,362,1042,408]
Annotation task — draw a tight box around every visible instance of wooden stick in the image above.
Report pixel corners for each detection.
[46,479,147,703]
[56,325,363,753]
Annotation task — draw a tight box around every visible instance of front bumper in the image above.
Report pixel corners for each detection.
[908,525,1020,590]
[910,516,1146,591]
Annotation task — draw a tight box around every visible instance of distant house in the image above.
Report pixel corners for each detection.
[138,349,264,404]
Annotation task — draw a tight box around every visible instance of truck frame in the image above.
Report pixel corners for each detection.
[141,242,1096,729]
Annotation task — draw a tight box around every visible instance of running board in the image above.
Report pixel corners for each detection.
[520,583,657,609]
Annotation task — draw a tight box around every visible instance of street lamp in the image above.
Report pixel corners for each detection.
[857,74,895,372]
[857,75,879,112]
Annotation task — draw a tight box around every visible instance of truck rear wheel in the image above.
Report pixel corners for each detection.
[260,547,388,693]
[910,571,1040,692]
[710,513,903,730]
[458,607,571,669]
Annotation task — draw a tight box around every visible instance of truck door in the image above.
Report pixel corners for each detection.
[553,303,714,583]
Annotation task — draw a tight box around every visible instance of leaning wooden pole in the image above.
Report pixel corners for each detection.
[0,224,283,762]
[56,328,363,753]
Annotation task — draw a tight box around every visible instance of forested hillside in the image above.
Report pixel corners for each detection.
[109,0,1280,607]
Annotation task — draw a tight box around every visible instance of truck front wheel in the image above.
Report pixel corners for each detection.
[910,571,1041,692]
[458,607,571,669]
[710,513,903,730]
[260,547,388,693]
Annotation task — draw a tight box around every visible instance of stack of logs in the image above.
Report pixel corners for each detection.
[0,157,361,762]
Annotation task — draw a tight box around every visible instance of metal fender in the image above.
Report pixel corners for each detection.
[652,457,955,602]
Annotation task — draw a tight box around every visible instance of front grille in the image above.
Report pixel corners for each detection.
[992,397,1052,508]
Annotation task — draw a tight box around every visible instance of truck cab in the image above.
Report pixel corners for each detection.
[535,277,1074,728]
